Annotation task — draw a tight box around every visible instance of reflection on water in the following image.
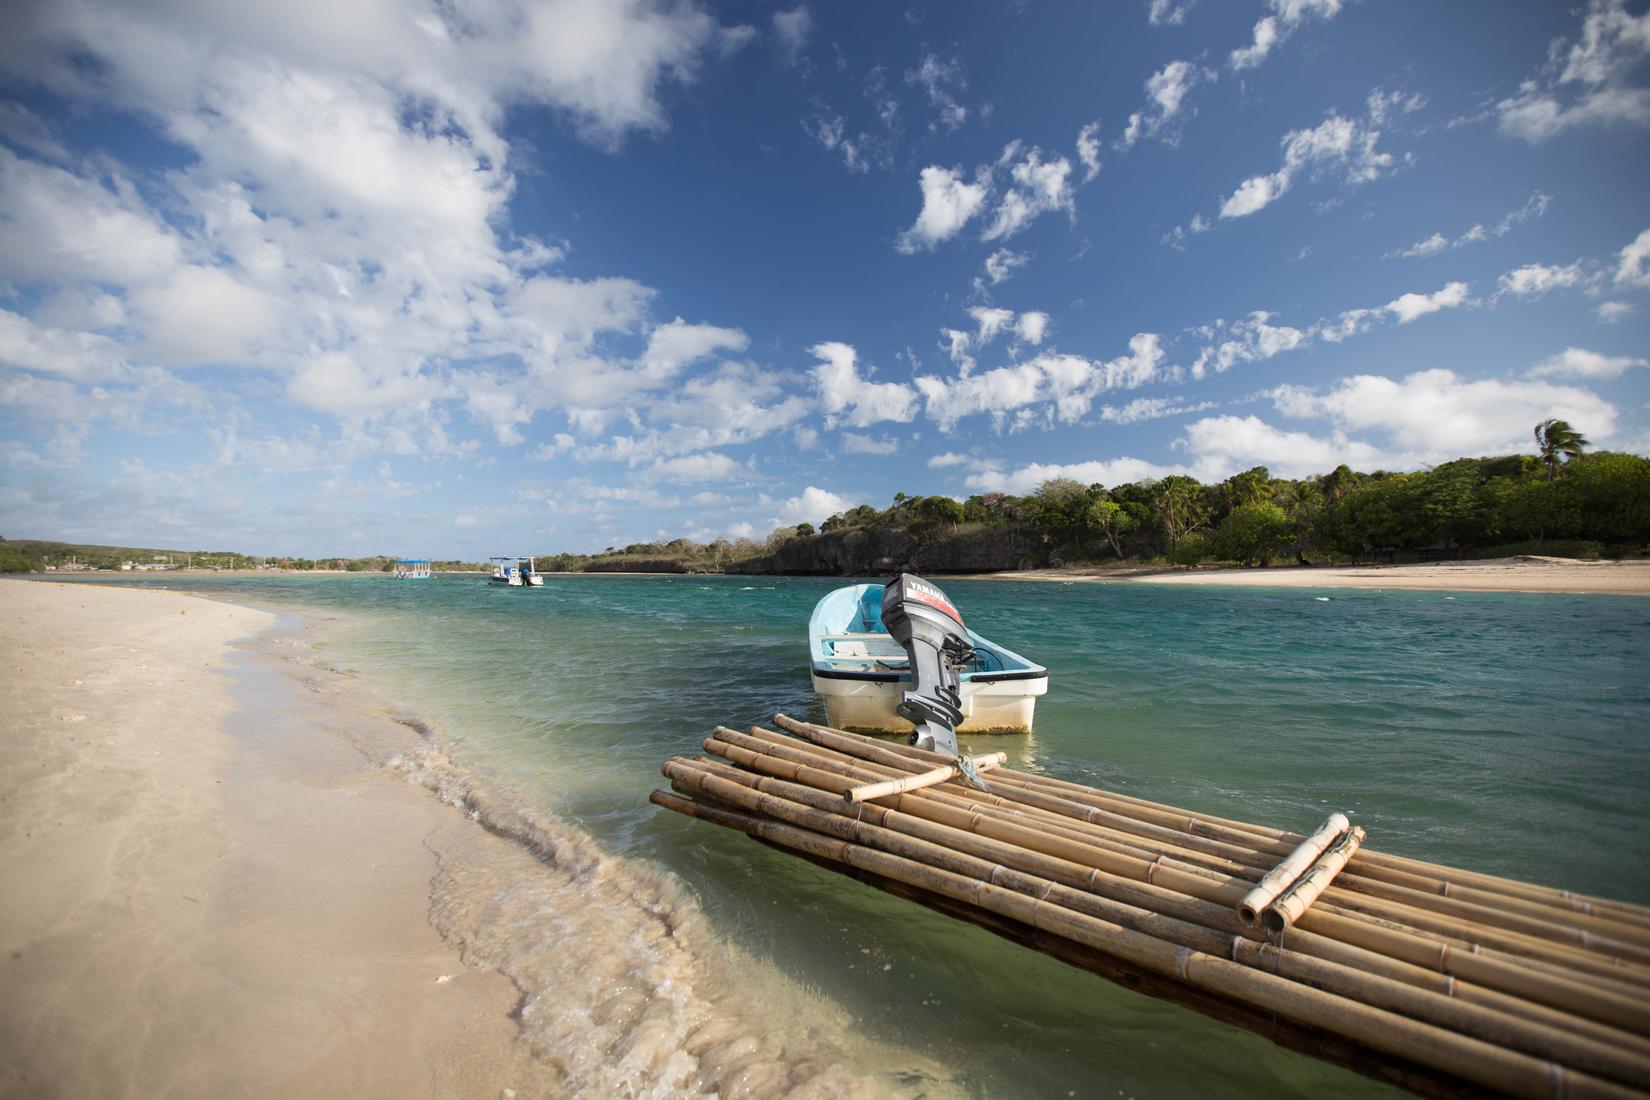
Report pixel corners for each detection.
[67,572,1650,1098]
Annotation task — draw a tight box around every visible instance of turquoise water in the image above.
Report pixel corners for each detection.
[63,573,1650,1097]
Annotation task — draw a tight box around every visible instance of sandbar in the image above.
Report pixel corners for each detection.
[981,556,1650,596]
[0,580,531,1097]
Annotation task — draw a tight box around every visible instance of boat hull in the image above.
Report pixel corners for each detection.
[810,670,1047,734]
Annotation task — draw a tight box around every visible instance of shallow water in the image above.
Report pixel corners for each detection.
[64,573,1650,1097]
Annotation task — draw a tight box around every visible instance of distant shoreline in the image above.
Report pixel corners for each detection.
[24,555,1650,596]
[966,556,1650,596]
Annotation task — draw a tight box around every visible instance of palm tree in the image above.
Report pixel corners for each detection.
[1533,419,1589,479]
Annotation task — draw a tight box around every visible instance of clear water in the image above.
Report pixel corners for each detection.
[62,573,1650,1097]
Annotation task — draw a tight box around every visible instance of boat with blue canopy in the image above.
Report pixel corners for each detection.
[808,575,1047,742]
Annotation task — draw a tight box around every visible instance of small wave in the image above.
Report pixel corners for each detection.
[255,630,952,1099]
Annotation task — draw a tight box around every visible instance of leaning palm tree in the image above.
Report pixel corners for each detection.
[1534,418,1589,479]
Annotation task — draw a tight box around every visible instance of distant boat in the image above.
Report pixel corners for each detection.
[488,556,544,587]
[808,576,1047,737]
[394,558,431,580]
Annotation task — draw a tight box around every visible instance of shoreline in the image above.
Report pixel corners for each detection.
[955,556,1650,596]
[0,579,940,1098]
[27,554,1650,596]
[0,581,534,1097]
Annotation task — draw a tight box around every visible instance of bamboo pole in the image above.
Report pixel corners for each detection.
[1265,826,1366,932]
[763,720,1650,971]
[843,752,1005,803]
[651,785,1645,1100]
[664,759,1650,1088]
[686,753,1650,1059]
[772,714,1650,928]
[1239,813,1351,924]
[700,736,1650,1036]
[721,728,1650,1012]
[745,726,1650,989]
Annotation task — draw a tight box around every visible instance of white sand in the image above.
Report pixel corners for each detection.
[0,581,531,1097]
[983,557,1650,596]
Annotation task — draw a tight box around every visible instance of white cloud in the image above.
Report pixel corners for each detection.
[772,7,812,64]
[918,333,1165,430]
[1119,60,1213,149]
[773,485,855,526]
[1391,233,1448,259]
[1161,213,1211,250]
[983,248,1029,285]
[1616,227,1650,288]
[1496,0,1650,142]
[639,318,749,380]
[1098,396,1216,424]
[1385,281,1470,324]
[0,309,127,381]
[1076,121,1102,182]
[970,307,1015,346]
[905,51,969,133]
[1230,0,1342,71]
[0,148,182,286]
[1530,347,1648,380]
[1385,192,1550,259]
[1016,312,1050,345]
[1365,88,1427,126]
[1496,84,1650,142]
[1271,368,1618,454]
[1597,300,1635,322]
[1219,112,1393,220]
[1191,312,1308,378]
[966,457,1180,495]
[810,341,920,427]
[982,146,1075,241]
[927,451,969,468]
[1498,262,1586,297]
[1148,0,1195,27]
[649,451,742,483]
[1179,414,1390,480]
[839,433,900,455]
[896,165,989,252]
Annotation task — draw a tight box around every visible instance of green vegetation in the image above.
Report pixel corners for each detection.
[0,539,484,574]
[6,432,1645,577]
[523,448,1648,575]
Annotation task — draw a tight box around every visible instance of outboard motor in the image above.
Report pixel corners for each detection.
[880,574,976,757]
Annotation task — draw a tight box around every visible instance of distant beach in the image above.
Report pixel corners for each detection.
[976,556,1650,596]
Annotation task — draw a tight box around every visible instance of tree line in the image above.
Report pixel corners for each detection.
[568,426,1647,571]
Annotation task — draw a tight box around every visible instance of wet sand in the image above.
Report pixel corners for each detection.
[981,556,1650,596]
[0,579,931,1099]
[0,581,532,1097]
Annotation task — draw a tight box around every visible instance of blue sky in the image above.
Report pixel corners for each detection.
[1,0,1648,557]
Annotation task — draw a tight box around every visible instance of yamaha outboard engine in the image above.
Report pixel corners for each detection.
[881,574,976,756]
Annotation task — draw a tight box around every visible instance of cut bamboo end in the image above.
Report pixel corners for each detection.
[668,716,1650,1097]
[1238,812,1350,924]
[843,753,1006,803]
[1264,826,1367,933]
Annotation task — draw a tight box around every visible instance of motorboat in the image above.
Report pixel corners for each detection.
[808,574,1047,749]
[488,555,544,587]
[394,558,431,579]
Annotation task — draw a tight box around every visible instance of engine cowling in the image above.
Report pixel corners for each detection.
[880,574,971,753]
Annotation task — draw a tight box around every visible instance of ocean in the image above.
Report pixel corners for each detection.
[68,572,1650,1097]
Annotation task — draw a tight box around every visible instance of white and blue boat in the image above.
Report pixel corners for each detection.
[394,558,431,579]
[808,579,1048,735]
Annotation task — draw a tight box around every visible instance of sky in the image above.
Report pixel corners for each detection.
[1,0,1648,558]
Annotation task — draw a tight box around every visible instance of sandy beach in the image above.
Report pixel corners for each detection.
[0,580,931,1099]
[0,581,532,1097]
[982,556,1650,596]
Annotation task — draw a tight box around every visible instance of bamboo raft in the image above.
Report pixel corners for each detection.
[652,714,1650,1099]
